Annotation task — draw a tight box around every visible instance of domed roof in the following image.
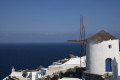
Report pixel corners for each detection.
[87,30,118,42]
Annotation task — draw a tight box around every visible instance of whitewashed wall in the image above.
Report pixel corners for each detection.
[86,39,120,75]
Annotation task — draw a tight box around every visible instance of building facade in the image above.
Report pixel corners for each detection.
[86,30,120,80]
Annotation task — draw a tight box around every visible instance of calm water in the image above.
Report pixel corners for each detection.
[0,43,81,79]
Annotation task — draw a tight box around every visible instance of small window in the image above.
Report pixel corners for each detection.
[43,73,45,75]
[109,45,112,48]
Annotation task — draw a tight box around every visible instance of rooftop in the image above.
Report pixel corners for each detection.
[87,30,118,42]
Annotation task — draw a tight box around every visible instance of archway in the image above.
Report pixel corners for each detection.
[106,58,112,72]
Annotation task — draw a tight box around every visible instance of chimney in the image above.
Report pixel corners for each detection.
[11,66,15,73]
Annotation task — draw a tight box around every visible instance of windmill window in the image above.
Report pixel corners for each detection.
[108,45,112,48]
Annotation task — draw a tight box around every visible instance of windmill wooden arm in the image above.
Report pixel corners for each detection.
[67,40,86,42]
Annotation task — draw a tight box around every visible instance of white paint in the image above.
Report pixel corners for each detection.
[53,62,62,65]
[3,57,86,80]
[63,57,86,69]
[46,57,86,75]
[10,72,22,77]
[4,72,26,80]
[112,58,118,80]
[27,68,48,80]
[86,39,120,75]
[111,57,120,80]
[117,53,120,76]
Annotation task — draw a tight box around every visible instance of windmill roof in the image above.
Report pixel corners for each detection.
[87,30,118,42]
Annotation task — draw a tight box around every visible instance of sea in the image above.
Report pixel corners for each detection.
[0,43,82,80]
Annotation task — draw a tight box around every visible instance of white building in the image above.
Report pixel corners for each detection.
[3,72,26,80]
[86,30,120,80]
[3,57,85,80]
[63,56,86,69]
[27,68,48,80]
[47,57,86,75]
[26,57,85,80]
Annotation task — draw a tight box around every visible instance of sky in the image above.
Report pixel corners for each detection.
[0,0,120,43]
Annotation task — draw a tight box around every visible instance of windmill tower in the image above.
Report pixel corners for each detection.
[86,30,120,75]
[67,16,120,80]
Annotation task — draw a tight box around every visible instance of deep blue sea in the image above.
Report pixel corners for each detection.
[0,43,81,80]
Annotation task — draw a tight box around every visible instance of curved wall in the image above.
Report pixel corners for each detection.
[86,39,119,75]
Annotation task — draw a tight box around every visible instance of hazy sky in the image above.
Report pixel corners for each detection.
[0,0,120,43]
